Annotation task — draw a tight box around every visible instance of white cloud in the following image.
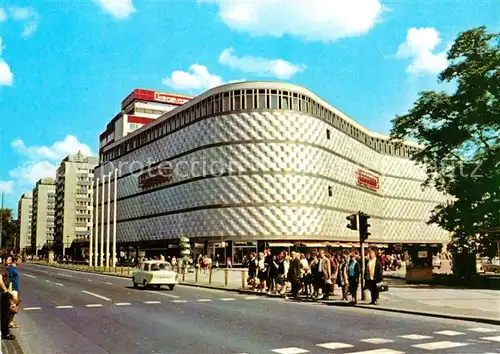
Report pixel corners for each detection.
[11,135,94,162]
[0,60,13,86]
[8,6,39,37]
[93,0,136,19]
[9,161,58,186]
[219,48,306,79]
[396,27,448,75]
[202,0,385,42]
[0,8,7,22]
[0,181,15,194]
[162,64,225,92]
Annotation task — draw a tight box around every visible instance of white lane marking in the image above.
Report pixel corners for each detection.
[57,273,73,278]
[434,330,466,336]
[24,307,42,311]
[171,300,187,303]
[469,327,497,333]
[271,348,309,354]
[197,299,212,302]
[346,350,404,354]
[24,274,36,278]
[316,342,353,350]
[87,279,92,282]
[481,336,500,342]
[36,270,48,274]
[81,290,111,302]
[55,282,64,286]
[45,280,51,283]
[399,334,433,340]
[412,341,469,350]
[105,282,113,285]
[114,303,131,306]
[44,280,64,286]
[85,304,103,308]
[220,298,236,301]
[144,301,161,304]
[55,305,73,309]
[244,296,259,300]
[146,290,180,298]
[360,338,395,344]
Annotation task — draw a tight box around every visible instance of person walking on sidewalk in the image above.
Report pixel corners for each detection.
[0,255,15,340]
[337,254,349,301]
[365,248,383,305]
[287,251,301,299]
[8,256,20,329]
[348,251,360,304]
[319,250,331,300]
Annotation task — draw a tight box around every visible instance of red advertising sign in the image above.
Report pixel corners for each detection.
[356,169,380,192]
[154,92,191,105]
[138,164,173,188]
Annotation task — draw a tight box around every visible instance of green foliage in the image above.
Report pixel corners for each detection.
[0,208,19,249]
[390,26,500,253]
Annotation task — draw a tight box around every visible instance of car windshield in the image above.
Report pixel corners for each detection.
[149,263,172,271]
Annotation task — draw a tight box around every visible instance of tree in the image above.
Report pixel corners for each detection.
[0,208,18,250]
[390,26,500,254]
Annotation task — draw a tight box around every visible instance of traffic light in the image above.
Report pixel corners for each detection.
[179,236,191,258]
[359,212,371,242]
[346,214,357,231]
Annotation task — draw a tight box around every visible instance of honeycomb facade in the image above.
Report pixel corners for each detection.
[95,82,449,246]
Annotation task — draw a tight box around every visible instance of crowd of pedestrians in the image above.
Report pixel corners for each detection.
[246,248,384,304]
[0,253,22,340]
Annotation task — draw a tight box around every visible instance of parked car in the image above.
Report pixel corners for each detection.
[132,260,178,290]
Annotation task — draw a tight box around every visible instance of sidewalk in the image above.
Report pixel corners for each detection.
[28,262,500,325]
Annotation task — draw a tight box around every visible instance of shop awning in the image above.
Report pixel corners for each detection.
[268,242,293,247]
[301,242,327,248]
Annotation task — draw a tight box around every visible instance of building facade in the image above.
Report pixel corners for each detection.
[55,152,99,254]
[95,82,449,263]
[17,192,33,253]
[99,89,192,151]
[31,178,56,253]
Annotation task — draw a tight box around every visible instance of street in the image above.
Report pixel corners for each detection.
[5,263,500,354]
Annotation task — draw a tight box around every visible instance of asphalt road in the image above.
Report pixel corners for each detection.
[4,263,500,354]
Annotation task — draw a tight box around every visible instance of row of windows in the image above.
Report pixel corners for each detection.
[133,107,167,115]
[102,88,420,163]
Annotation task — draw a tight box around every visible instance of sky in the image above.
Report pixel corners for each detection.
[0,0,498,213]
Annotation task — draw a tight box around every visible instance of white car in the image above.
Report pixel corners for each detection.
[132,260,178,290]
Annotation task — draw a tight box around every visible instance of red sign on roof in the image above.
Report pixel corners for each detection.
[121,89,191,108]
[356,169,380,192]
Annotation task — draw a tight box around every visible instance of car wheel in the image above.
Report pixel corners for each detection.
[132,277,138,288]
[168,284,175,290]
[143,279,148,288]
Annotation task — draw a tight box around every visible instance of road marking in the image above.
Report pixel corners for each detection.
[88,279,92,282]
[346,350,404,354]
[244,296,259,300]
[81,290,111,301]
[36,270,48,274]
[57,273,73,278]
[271,348,309,354]
[434,330,465,336]
[481,336,500,342]
[85,304,103,308]
[24,307,41,311]
[197,299,212,302]
[316,342,353,350]
[220,298,236,301]
[105,282,113,285]
[144,301,161,304]
[171,300,187,303]
[24,274,36,278]
[469,327,497,333]
[412,341,469,350]
[360,338,395,344]
[146,290,180,298]
[45,280,51,283]
[399,334,433,340]
[55,282,64,286]
[55,305,73,309]
[114,303,131,306]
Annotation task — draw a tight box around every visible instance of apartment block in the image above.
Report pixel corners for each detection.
[17,192,33,253]
[55,152,98,253]
[31,178,56,252]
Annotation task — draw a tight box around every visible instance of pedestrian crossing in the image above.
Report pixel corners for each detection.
[268,327,499,353]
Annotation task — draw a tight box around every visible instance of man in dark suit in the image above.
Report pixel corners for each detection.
[288,252,301,298]
[364,248,383,305]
